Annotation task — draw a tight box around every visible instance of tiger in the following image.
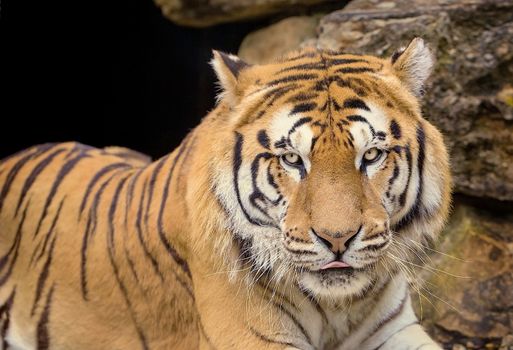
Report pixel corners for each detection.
[0,37,451,349]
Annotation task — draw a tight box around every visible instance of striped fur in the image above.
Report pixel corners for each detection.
[0,38,450,349]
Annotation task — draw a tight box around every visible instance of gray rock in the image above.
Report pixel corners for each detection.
[239,16,320,64]
[154,0,336,27]
[452,344,466,350]
[502,335,513,350]
[239,0,513,200]
[414,203,513,348]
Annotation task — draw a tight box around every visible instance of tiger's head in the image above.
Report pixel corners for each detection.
[209,38,451,301]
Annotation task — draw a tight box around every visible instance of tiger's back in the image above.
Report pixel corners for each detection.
[0,142,198,349]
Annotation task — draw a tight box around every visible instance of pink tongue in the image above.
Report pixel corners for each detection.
[321,261,351,270]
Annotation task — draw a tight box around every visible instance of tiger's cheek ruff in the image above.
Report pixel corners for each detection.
[211,106,323,282]
[212,133,292,281]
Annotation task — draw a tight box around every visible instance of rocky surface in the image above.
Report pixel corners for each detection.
[414,200,513,349]
[238,0,513,201]
[153,0,339,27]
[239,16,319,64]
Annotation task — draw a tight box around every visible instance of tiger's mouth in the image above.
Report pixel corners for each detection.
[320,260,351,269]
[298,263,370,276]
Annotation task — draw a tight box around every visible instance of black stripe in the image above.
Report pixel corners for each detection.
[288,92,319,102]
[284,246,317,255]
[372,322,419,350]
[347,136,354,149]
[263,84,299,107]
[0,289,15,349]
[233,133,271,228]
[0,201,28,287]
[31,235,57,316]
[108,175,129,230]
[105,175,149,350]
[35,152,90,237]
[347,115,376,136]
[157,136,194,286]
[299,286,328,324]
[31,198,65,265]
[360,231,388,242]
[257,130,270,150]
[0,143,57,213]
[390,49,404,65]
[14,148,66,217]
[175,135,197,196]
[336,78,369,97]
[145,156,167,228]
[256,279,299,312]
[266,165,279,190]
[387,160,400,195]
[288,117,312,136]
[80,172,119,300]
[88,173,119,238]
[286,51,316,61]
[125,168,144,227]
[376,131,386,140]
[398,145,413,207]
[249,153,281,224]
[357,241,388,252]
[249,326,301,349]
[336,67,375,74]
[267,73,318,86]
[394,125,426,232]
[343,98,371,111]
[136,179,164,280]
[278,62,325,73]
[198,317,217,350]
[328,58,369,66]
[36,285,55,350]
[290,102,317,115]
[367,290,408,342]
[79,162,130,218]
[390,119,401,139]
[124,243,142,287]
[232,235,260,272]
[0,146,35,165]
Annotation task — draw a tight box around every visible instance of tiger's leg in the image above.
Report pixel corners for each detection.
[337,276,441,350]
[374,324,441,350]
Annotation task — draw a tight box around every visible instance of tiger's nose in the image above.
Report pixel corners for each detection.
[312,227,361,255]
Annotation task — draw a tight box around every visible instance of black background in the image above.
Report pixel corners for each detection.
[0,0,266,160]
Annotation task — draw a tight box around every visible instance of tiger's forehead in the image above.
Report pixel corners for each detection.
[241,49,414,128]
[259,50,385,86]
[240,51,408,151]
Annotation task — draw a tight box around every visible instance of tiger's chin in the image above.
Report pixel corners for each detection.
[298,267,376,301]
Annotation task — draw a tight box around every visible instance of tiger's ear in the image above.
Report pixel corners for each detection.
[390,38,434,98]
[211,50,251,106]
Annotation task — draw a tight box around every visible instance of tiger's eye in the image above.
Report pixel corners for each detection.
[363,148,382,163]
[282,152,303,167]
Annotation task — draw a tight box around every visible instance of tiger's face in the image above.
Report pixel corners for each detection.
[211,38,451,301]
